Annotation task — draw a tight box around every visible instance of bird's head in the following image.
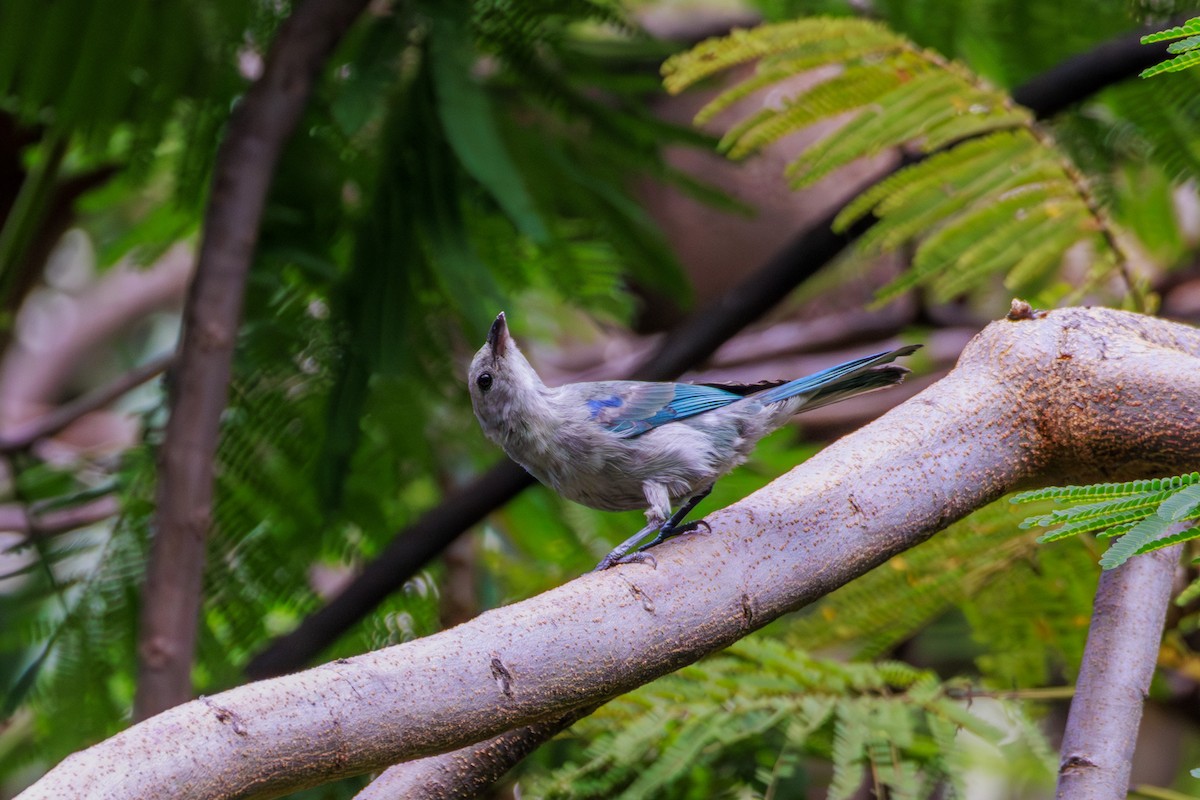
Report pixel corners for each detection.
[468,312,547,444]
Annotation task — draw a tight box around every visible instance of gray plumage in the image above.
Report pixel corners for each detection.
[469,312,919,567]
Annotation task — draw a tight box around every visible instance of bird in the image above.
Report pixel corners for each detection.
[468,312,920,570]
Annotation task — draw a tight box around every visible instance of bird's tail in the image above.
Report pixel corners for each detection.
[752,344,921,411]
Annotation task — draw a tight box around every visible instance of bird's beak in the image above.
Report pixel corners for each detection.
[487,312,508,360]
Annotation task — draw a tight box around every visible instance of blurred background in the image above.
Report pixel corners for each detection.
[2,0,1200,797]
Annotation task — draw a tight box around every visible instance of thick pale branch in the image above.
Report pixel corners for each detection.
[18,307,1200,800]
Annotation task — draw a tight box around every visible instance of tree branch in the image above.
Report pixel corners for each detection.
[0,243,191,428]
[134,0,371,720]
[0,495,120,538]
[0,353,172,452]
[1012,19,1176,119]
[20,307,1200,800]
[354,705,600,800]
[1057,544,1182,799]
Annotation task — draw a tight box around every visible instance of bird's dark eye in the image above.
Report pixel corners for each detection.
[476,372,493,392]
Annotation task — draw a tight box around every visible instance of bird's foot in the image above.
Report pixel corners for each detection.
[593,518,711,571]
[592,522,657,571]
[639,519,711,551]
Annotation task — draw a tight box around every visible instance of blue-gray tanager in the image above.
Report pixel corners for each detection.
[469,312,920,570]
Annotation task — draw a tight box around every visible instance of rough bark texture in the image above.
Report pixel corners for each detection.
[1057,544,1182,800]
[133,0,370,720]
[18,306,1200,800]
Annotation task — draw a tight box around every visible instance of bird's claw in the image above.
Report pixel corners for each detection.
[668,519,711,536]
[615,552,658,570]
[593,518,710,571]
[593,550,656,572]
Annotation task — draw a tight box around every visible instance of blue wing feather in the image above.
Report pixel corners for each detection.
[582,382,742,438]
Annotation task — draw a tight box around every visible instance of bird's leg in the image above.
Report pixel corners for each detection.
[593,485,714,571]
[637,485,714,551]
[593,482,673,571]
[592,521,659,572]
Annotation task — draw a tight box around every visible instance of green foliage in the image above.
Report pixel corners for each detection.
[1013,473,1200,570]
[0,1,278,286]
[0,0,262,158]
[662,17,1128,308]
[1141,18,1200,78]
[526,637,1053,799]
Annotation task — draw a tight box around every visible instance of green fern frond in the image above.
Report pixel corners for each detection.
[1141,17,1200,78]
[1002,217,1100,298]
[530,634,1052,799]
[1014,473,1200,570]
[920,107,1033,152]
[695,40,905,126]
[926,714,966,798]
[663,16,1124,307]
[829,706,868,800]
[1141,48,1200,78]
[1022,488,1180,529]
[1031,507,1156,544]
[886,180,1068,299]
[784,69,972,186]
[1169,35,1200,55]
[662,18,902,94]
[1158,484,1200,521]
[1013,473,1200,504]
[1097,515,1172,569]
[838,130,1032,232]
[720,66,904,159]
[1135,526,1200,555]
[1141,18,1200,45]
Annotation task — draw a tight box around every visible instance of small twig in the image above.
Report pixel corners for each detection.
[0,495,120,539]
[0,353,172,452]
[948,685,1076,702]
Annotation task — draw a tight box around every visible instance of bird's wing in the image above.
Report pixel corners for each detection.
[579,382,743,438]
